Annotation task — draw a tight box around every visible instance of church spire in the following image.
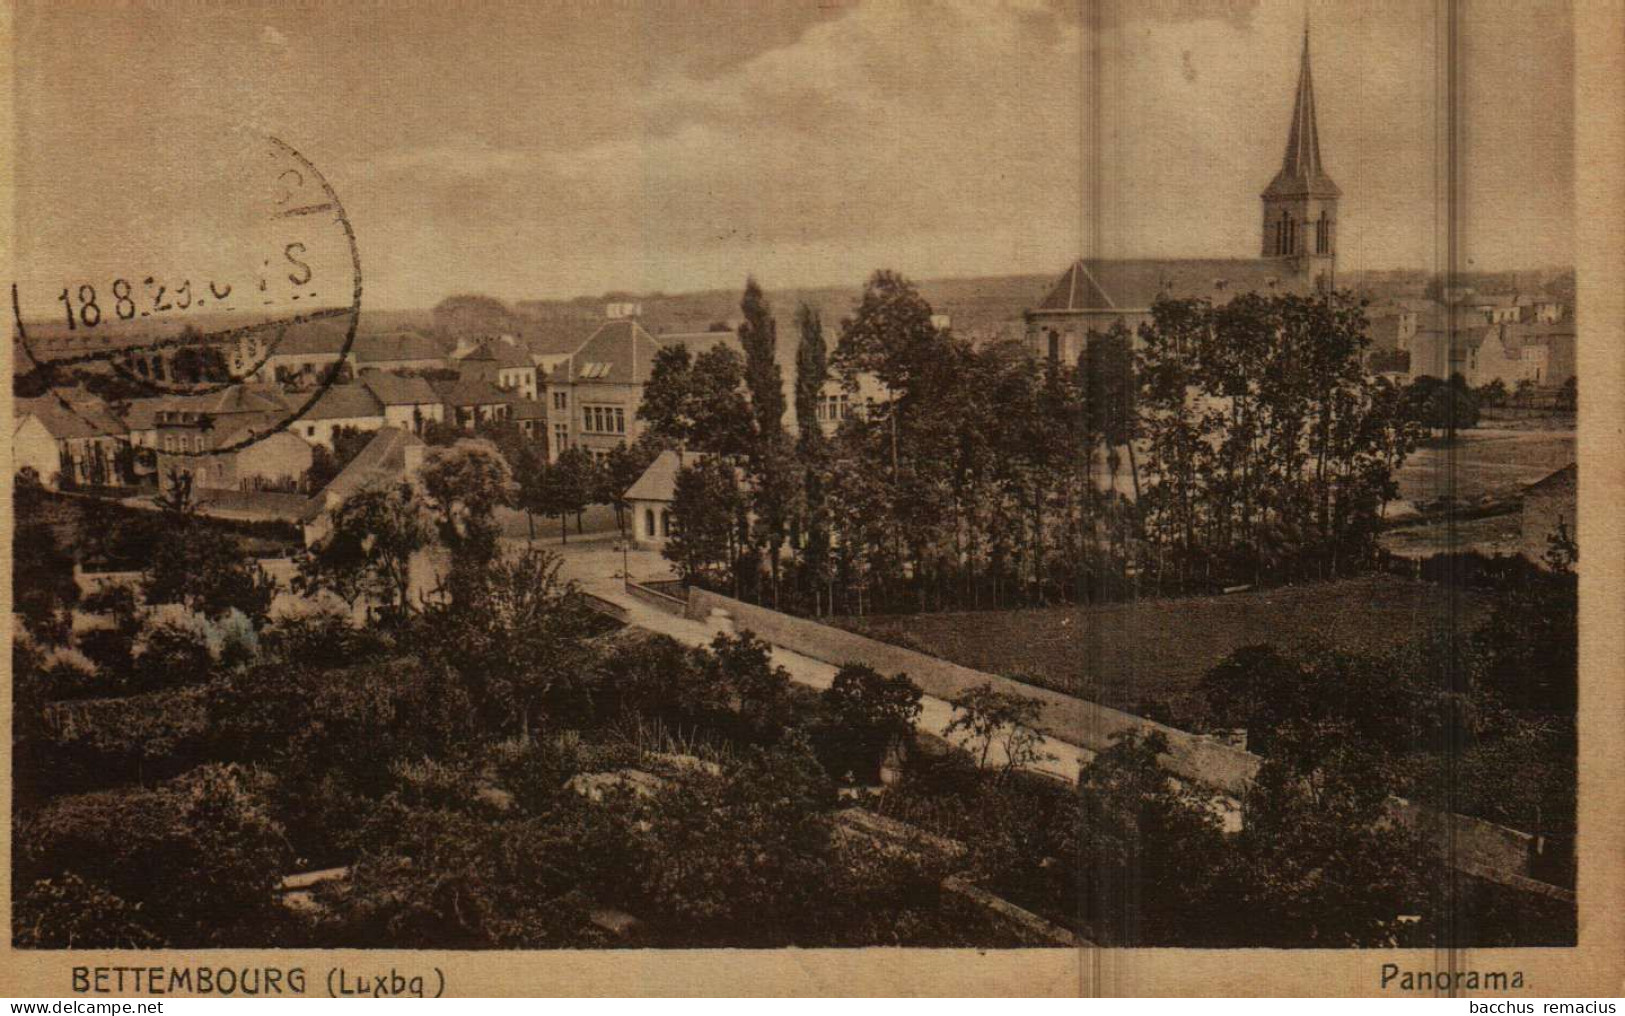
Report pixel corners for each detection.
[1264,23,1339,199]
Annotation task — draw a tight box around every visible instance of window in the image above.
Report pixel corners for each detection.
[582,404,625,434]
[553,391,568,411]
[553,423,569,454]
[661,510,671,538]
[1047,330,1060,362]
[646,509,656,537]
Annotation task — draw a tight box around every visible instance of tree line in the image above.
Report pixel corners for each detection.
[642,271,1425,616]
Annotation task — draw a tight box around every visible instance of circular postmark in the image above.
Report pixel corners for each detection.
[11,135,362,460]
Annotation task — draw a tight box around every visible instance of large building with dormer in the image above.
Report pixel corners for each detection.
[1027,29,1340,363]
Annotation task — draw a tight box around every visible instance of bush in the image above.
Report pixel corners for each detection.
[15,764,292,947]
[816,663,922,784]
[130,607,218,692]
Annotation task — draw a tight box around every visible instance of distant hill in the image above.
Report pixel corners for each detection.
[514,272,1059,345]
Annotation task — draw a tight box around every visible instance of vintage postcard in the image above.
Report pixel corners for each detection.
[2,0,1622,998]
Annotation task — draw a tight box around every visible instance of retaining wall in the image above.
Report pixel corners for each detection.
[686,587,1262,795]
[623,580,688,616]
[684,588,1567,898]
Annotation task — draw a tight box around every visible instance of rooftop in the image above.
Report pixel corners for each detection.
[304,426,425,521]
[15,394,128,440]
[302,384,385,421]
[360,372,441,406]
[1033,258,1309,314]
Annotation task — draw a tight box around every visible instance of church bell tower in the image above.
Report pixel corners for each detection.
[1262,26,1339,291]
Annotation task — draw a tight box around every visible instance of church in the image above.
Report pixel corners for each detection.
[1026,28,1341,363]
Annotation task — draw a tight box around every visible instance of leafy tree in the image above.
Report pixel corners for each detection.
[943,683,1053,778]
[418,438,515,561]
[640,344,699,448]
[1216,730,1444,947]
[665,456,743,585]
[833,269,943,392]
[303,425,381,490]
[1406,374,1480,435]
[793,302,828,440]
[703,630,794,742]
[422,547,603,736]
[538,446,595,542]
[141,495,278,625]
[295,481,433,619]
[602,438,662,535]
[818,664,923,783]
[1066,730,1230,945]
[1476,377,1509,408]
[1556,374,1577,412]
[738,277,786,440]
[14,517,79,645]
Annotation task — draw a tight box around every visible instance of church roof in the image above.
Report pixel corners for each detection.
[1264,28,1340,200]
[1034,258,1309,313]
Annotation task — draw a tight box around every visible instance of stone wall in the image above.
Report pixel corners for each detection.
[686,587,1262,795]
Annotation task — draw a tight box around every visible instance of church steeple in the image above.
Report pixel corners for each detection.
[1267,24,1340,200]
[1261,23,1338,287]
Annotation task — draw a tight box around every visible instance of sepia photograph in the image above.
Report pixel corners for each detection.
[3,0,1621,996]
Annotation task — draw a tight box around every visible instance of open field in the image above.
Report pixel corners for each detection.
[1393,428,1574,508]
[1381,511,1524,559]
[832,574,1495,720]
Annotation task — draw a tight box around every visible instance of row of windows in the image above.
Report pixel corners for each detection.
[160,433,205,453]
[816,393,852,422]
[645,507,673,538]
[582,404,626,434]
[1272,210,1334,257]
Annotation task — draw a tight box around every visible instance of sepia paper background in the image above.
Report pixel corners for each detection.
[0,0,1621,996]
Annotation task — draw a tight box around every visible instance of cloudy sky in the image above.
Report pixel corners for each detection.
[14,0,1575,310]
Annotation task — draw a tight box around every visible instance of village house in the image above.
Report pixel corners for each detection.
[543,315,747,463]
[252,319,355,385]
[522,319,597,377]
[817,372,891,436]
[154,419,313,494]
[509,398,550,442]
[1503,321,1578,385]
[360,373,445,434]
[455,338,538,400]
[1407,325,1544,387]
[432,377,514,431]
[352,331,451,374]
[1468,293,1523,325]
[146,385,313,496]
[13,394,130,489]
[301,426,427,545]
[292,383,388,448]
